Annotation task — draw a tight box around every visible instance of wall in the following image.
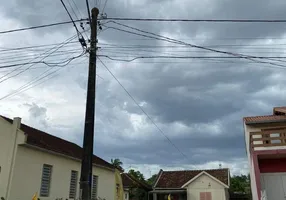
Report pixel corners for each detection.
[9,145,115,200]
[185,174,227,200]
[0,117,25,199]
[244,123,286,200]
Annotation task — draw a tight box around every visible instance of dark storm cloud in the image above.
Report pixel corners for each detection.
[3,0,286,171]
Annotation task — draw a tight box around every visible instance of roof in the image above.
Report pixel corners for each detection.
[121,173,152,190]
[0,116,114,170]
[243,106,286,124]
[154,168,229,188]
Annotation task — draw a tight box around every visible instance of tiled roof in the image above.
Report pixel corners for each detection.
[155,168,229,188]
[243,106,286,124]
[121,173,151,190]
[243,115,286,124]
[273,107,286,115]
[1,116,114,169]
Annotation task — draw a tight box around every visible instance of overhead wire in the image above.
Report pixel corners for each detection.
[97,56,189,160]
[102,21,286,68]
[0,19,88,35]
[102,18,286,23]
[0,50,86,101]
[60,0,86,49]
[0,33,79,83]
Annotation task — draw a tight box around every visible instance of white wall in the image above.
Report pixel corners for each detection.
[124,190,129,200]
[9,145,115,200]
[0,117,26,200]
[185,174,227,200]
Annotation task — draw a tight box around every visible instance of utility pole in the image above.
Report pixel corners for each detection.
[80,7,99,200]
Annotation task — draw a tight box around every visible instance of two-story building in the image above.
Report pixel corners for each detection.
[0,115,116,200]
[243,106,286,200]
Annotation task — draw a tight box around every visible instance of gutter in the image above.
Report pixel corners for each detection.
[245,119,286,125]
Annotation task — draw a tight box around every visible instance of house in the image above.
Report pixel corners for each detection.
[0,116,116,200]
[121,173,152,200]
[243,106,286,200]
[152,168,230,200]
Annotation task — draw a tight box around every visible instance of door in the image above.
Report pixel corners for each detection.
[261,173,286,200]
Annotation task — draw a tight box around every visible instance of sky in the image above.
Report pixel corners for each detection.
[1,0,286,178]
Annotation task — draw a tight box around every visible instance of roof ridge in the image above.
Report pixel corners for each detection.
[162,168,228,172]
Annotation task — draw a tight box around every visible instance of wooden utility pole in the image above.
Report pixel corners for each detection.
[80,7,99,200]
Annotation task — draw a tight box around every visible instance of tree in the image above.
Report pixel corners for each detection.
[230,174,252,199]
[111,158,123,171]
[147,174,157,185]
[128,169,145,182]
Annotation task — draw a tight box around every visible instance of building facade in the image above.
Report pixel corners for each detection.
[0,116,116,200]
[152,168,230,200]
[243,106,286,200]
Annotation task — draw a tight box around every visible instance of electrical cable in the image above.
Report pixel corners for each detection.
[102,18,286,23]
[103,22,286,68]
[97,56,189,160]
[0,51,85,101]
[0,34,79,83]
[60,0,86,47]
[0,19,88,35]
[101,0,108,13]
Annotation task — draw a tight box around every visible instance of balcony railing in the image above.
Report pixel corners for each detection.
[250,128,286,149]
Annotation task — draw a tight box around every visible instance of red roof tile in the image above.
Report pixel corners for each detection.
[1,116,114,169]
[155,168,229,188]
[243,115,286,124]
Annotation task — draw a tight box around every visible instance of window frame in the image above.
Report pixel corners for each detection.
[40,164,53,197]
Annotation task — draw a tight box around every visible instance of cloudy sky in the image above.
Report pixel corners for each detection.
[1,0,286,178]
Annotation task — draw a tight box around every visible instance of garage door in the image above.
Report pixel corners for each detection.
[261,173,286,200]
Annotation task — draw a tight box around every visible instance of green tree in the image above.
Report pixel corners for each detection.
[147,174,157,185]
[230,174,252,199]
[111,158,123,171]
[128,169,145,182]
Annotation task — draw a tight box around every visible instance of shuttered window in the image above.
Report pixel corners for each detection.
[69,170,78,199]
[200,192,212,200]
[92,175,98,200]
[40,164,53,197]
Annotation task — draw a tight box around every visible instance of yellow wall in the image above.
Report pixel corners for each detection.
[185,173,227,200]
[9,145,115,200]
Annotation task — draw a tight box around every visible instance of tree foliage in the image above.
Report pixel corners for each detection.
[230,174,252,198]
[128,169,145,182]
[147,174,157,185]
[111,158,124,171]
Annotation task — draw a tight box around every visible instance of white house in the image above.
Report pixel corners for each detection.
[243,106,286,200]
[152,168,230,200]
[0,115,116,200]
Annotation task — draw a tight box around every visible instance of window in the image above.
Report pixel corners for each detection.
[125,193,128,199]
[200,192,212,200]
[69,170,78,199]
[91,175,98,200]
[40,164,53,197]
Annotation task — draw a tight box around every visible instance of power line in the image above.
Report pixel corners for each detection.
[101,0,108,13]
[0,41,79,53]
[97,57,189,160]
[103,17,286,23]
[0,19,88,35]
[103,22,286,69]
[60,0,86,49]
[86,0,92,25]
[0,34,79,83]
[0,51,85,101]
